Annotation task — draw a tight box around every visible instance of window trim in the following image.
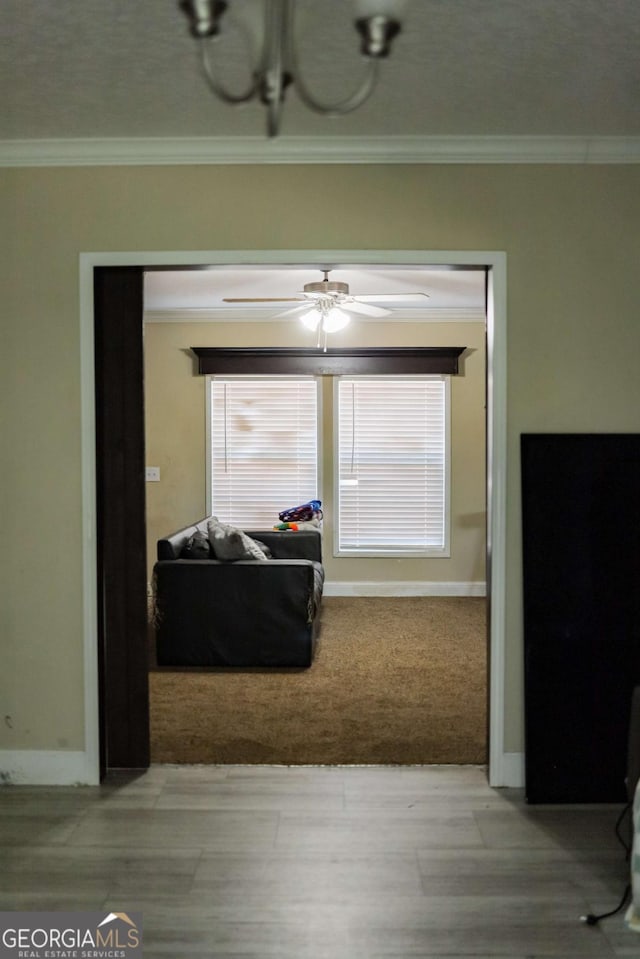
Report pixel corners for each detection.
[333,375,451,559]
[192,346,465,376]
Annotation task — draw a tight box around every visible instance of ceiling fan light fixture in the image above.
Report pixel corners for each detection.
[300,308,321,332]
[321,306,351,333]
[299,304,351,335]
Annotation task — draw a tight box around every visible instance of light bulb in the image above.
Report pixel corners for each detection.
[300,308,321,331]
[353,0,405,56]
[321,307,351,332]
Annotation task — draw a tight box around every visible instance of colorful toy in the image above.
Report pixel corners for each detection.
[278,500,323,523]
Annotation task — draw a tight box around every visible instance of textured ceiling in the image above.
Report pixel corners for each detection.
[4,1,636,310]
[2,0,639,144]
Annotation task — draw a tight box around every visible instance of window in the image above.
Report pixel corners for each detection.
[208,376,319,528]
[335,376,450,556]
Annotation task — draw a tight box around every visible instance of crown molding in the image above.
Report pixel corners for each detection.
[2,135,640,167]
[143,307,486,324]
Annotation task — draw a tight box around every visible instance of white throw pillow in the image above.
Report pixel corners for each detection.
[207,517,268,562]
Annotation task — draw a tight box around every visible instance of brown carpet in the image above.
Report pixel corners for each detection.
[149,596,487,765]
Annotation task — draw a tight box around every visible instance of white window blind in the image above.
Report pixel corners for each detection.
[209,377,319,528]
[336,376,449,554]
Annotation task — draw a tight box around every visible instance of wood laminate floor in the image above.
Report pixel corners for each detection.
[0,764,637,958]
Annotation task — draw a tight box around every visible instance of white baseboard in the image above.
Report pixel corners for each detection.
[324,581,486,597]
[0,750,99,786]
[490,751,525,788]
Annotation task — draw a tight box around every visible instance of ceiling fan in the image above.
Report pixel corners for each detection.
[223,270,429,348]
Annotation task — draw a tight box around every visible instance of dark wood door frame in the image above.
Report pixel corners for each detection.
[94,265,150,772]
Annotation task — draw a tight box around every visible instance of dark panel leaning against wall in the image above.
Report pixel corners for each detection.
[94,266,150,773]
[521,433,640,803]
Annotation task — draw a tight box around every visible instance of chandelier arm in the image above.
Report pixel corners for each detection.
[292,56,379,117]
[198,36,259,104]
[285,1,380,117]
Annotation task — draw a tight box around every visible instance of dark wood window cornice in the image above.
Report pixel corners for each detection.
[191,347,466,376]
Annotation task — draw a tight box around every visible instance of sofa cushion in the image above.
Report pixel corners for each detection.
[180,530,211,559]
[253,540,272,559]
[207,517,269,562]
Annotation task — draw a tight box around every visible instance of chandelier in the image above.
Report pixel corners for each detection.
[179,0,406,137]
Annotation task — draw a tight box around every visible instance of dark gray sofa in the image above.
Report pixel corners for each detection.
[153,517,324,668]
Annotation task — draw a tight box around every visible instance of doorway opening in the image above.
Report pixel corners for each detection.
[144,263,487,765]
[84,250,507,783]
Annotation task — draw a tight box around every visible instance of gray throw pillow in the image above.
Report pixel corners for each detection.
[180,530,211,559]
[207,517,268,561]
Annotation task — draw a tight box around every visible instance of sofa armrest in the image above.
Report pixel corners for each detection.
[157,517,210,560]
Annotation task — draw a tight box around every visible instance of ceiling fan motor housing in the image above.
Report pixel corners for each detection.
[303,278,350,298]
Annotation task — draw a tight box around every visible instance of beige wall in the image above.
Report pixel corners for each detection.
[143,319,487,588]
[2,164,640,758]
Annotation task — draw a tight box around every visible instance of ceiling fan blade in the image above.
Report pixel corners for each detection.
[222,297,305,303]
[348,301,391,317]
[273,304,312,319]
[356,293,430,303]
